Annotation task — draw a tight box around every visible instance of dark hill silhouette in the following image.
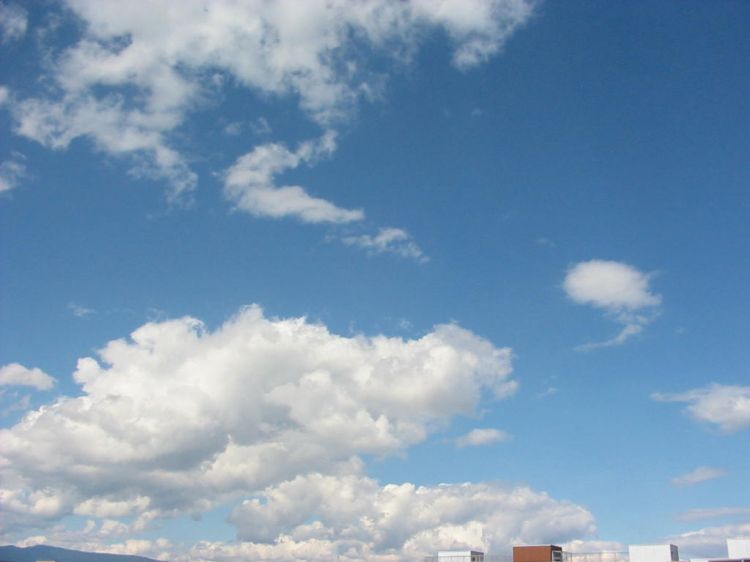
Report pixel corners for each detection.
[0,545,164,562]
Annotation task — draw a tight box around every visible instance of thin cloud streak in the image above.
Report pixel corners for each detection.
[671,466,728,487]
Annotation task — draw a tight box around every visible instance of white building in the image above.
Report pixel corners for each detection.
[437,551,486,562]
[427,540,750,562]
[628,544,680,562]
[728,540,750,559]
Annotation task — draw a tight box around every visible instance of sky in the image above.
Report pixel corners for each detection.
[0,1,749,561]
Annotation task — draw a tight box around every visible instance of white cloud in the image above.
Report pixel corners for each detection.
[224,471,595,560]
[455,428,510,447]
[74,497,152,519]
[0,152,27,193]
[536,237,556,248]
[2,469,598,561]
[342,227,428,262]
[223,122,243,136]
[678,507,750,522]
[564,260,660,310]
[9,526,174,562]
[412,0,534,70]
[0,305,516,534]
[251,117,272,136]
[0,86,9,106]
[653,384,750,433]
[0,363,56,390]
[536,386,559,399]
[224,132,363,223]
[665,521,750,558]
[68,303,96,318]
[564,260,661,350]
[13,95,197,200]
[671,466,727,487]
[1,394,32,418]
[9,0,533,199]
[0,3,27,43]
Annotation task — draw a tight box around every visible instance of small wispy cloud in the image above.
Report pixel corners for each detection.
[677,507,750,522]
[68,302,96,318]
[536,386,559,399]
[455,428,510,448]
[0,151,27,193]
[397,318,413,331]
[223,118,271,137]
[671,466,727,487]
[250,117,271,136]
[342,227,428,263]
[0,2,27,43]
[536,237,556,248]
[223,121,243,136]
[1,393,31,417]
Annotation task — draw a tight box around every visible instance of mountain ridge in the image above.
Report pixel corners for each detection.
[0,545,165,562]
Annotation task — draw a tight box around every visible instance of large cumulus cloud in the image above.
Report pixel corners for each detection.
[225,470,595,559]
[0,305,516,534]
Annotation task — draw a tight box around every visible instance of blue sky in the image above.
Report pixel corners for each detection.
[1,1,749,561]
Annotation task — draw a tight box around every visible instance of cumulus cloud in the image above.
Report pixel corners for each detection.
[564,260,661,350]
[74,497,152,519]
[665,521,750,558]
[224,132,363,223]
[92,538,173,559]
[652,384,750,433]
[455,428,510,448]
[0,363,56,390]
[8,0,532,199]
[0,3,27,43]
[342,227,428,262]
[0,152,27,193]
[564,260,661,310]
[11,528,174,562]
[225,471,595,560]
[0,305,516,536]
[671,466,727,487]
